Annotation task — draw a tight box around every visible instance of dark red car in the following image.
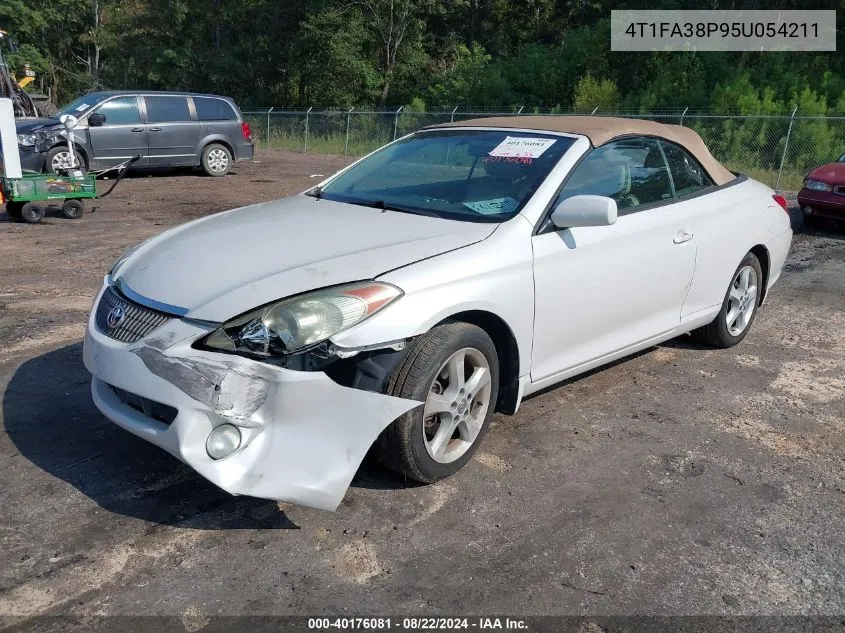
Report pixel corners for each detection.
[797,153,845,228]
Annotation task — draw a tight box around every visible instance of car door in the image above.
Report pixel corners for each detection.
[86,95,149,168]
[141,95,201,166]
[656,140,723,318]
[530,137,698,382]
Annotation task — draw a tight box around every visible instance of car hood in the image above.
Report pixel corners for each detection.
[806,162,845,185]
[114,196,497,322]
[15,117,60,133]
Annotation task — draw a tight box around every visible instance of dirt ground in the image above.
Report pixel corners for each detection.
[0,151,843,623]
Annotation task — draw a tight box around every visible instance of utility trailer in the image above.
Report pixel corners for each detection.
[1,96,138,224]
[1,170,97,223]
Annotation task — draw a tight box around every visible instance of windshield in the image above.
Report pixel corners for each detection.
[54,93,108,119]
[317,130,576,222]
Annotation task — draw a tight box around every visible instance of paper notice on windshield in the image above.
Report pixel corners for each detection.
[463,197,520,215]
[75,104,90,112]
[489,136,556,158]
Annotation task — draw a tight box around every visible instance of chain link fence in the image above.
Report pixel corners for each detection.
[242,108,845,191]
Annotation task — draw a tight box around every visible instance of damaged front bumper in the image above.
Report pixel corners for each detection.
[83,282,421,511]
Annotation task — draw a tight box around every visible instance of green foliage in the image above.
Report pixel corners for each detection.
[573,75,619,113]
[425,44,491,108]
[405,97,426,112]
[3,0,844,121]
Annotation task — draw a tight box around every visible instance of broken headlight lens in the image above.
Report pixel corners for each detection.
[17,133,37,147]
[203,282,403,357]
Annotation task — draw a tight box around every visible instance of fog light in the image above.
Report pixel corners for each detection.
[206,424,241,460]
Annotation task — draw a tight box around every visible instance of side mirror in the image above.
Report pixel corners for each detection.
[550,195,618,229]
[88,112,106,127]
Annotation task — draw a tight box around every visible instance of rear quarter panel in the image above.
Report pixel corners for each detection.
[198,123,252,162]
[681,177,792,320]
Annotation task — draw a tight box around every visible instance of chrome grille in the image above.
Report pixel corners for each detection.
[834,186,845,195]
[95,285,172,343]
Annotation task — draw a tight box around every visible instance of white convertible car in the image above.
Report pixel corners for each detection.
[84,117,793,510]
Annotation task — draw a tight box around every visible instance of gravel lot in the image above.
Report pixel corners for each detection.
[0,151,843,623]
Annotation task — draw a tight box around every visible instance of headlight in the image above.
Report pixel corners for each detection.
[17,133,37,147]
[805,179,832,191]
[203,282,403,357]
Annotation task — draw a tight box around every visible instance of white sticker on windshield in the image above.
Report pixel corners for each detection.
[489,136,556,158]
[75,103,90,112]
[463,197,520,215]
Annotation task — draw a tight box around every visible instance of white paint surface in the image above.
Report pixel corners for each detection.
[84,126,794,510]
[0,99,22,179]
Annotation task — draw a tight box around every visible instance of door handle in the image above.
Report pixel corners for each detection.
[673,229,694,244]
[130,128,144,133]
[148,127,162,132]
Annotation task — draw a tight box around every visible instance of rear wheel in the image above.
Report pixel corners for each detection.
[692,252,762,348]
[375,322,499,483]
[21,202,45,224]
[62,199,85,219]
[5,201,23,219]
[201,143,232,176]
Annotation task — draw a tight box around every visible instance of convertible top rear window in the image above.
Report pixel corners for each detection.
[317,130,576,222]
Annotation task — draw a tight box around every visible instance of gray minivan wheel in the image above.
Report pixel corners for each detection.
[46,146,86,174]
[201,143,232,176]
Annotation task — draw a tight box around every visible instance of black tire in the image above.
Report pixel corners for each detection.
[201,143,232,177]
[21,203,45,224]
[5,201,23,219]
[692,252,763,348]
[62,199,85,219]
[45,146,86,174]
[375,322,500,483]
[803,212,822,231]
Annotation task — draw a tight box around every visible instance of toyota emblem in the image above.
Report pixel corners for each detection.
[106,304,126,329]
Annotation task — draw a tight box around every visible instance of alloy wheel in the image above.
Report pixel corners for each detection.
[422,347,492,464]
[51,151,77,171]
[726,265,759,336]
[207,148,229,173]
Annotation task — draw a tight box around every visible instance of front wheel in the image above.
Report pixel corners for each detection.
[21,202,46,224]
[803,211,822,231]
[692,252,763,348]
[201,143,232,176]
[375,322,499,483]
[5,201,23,219]
[45,146,86,174]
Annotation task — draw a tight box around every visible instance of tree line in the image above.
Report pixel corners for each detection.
[2,0,844,116]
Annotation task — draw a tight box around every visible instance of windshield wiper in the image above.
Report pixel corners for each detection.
[353,199,391,210]
[317,194,443,217]
[341,198,405,213]
[354,200,443,217]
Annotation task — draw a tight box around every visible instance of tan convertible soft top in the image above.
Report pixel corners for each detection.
[428,115,735,186]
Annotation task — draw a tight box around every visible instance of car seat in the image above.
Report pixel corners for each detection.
[628,149,673,204]
[465,159,533,202]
